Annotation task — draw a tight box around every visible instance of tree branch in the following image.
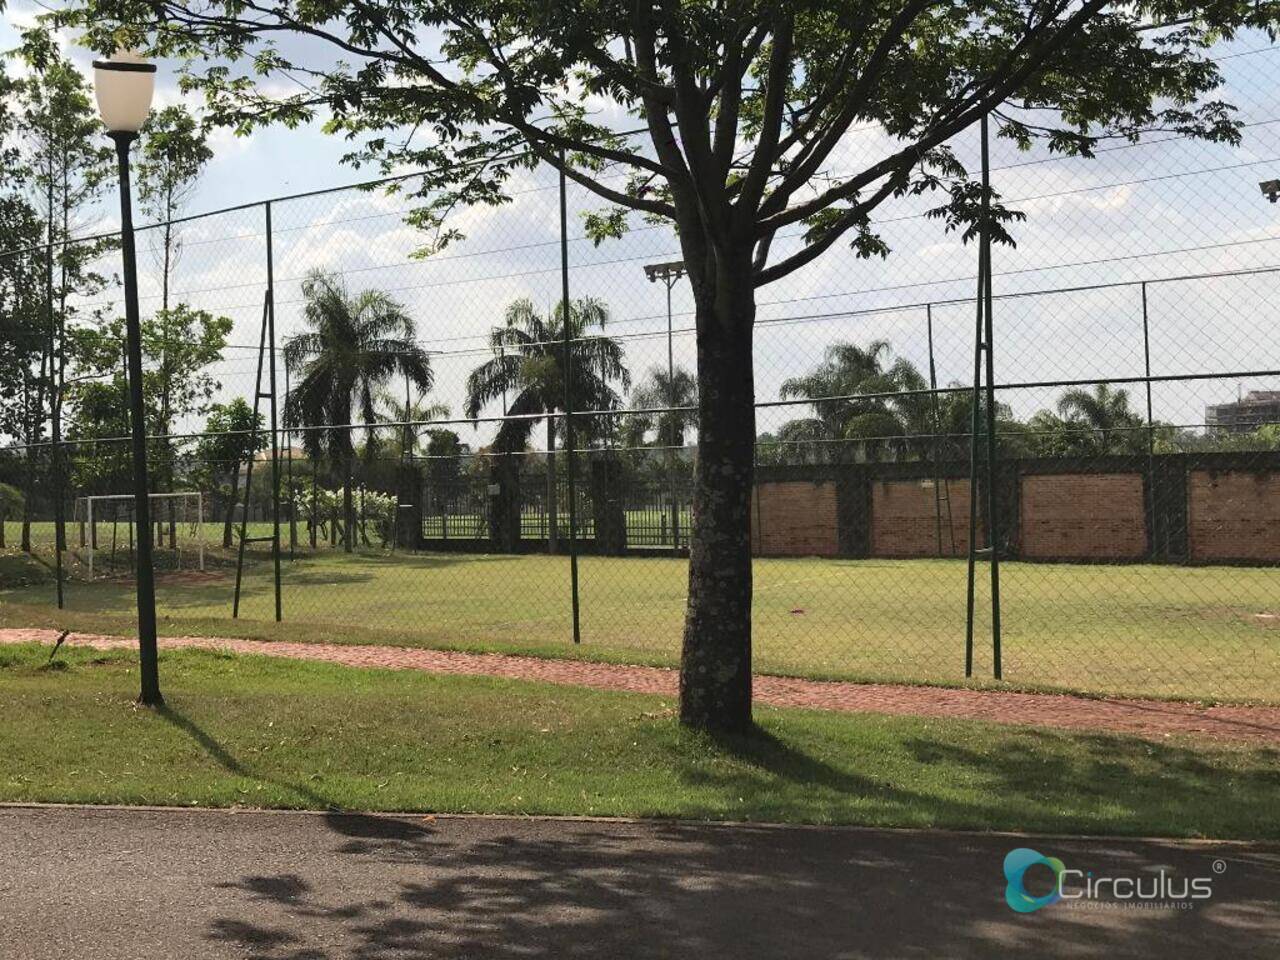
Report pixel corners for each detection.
[754,174,901,287]
[734,14,793,216]
[758,0,1110,236]
[759,0,943,219]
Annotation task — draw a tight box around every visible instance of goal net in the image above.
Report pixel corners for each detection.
[72,492,204,580]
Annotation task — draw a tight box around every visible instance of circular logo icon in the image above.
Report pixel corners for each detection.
[1004,847,1067,913]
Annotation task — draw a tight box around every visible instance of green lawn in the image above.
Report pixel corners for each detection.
[3,542,1278,702]
[1,642,1276,837]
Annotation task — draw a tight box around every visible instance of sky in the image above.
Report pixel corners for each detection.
[4,5,1280,450]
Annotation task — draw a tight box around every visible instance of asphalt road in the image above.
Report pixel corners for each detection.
[0,806,1276,959]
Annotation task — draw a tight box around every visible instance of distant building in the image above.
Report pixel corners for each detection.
[1205,391,1280,433]
[238,447,309,477]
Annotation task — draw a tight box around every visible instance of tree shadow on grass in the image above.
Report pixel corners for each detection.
[903,729,1280,838]
[157,704,335,811]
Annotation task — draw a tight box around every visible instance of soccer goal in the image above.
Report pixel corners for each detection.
[72,492,204,580]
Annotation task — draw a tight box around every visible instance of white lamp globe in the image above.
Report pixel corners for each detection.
[92,50,157,134]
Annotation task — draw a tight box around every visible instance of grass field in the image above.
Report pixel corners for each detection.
[2,642,1276,837]
[3,536,1278,701]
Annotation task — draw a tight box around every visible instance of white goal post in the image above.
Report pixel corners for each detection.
[72,492,204,580]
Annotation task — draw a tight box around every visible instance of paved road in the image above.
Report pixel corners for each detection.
[0,806,1276,959]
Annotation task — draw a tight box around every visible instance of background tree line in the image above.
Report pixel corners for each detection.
[0,27,233,557]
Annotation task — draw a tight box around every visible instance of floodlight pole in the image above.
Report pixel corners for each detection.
[111,130,162,706]
[644,259,686,553]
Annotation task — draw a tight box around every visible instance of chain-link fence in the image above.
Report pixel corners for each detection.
[2,40,1280,702]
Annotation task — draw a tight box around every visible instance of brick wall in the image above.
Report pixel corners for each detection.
[1020,473,1147,560]
[751,481,839,556]
[870,479,977,557]
[1188,470,1280,562]
[749,457,1280,564]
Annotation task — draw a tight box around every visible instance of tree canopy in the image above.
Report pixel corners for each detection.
[64,1,1276,284]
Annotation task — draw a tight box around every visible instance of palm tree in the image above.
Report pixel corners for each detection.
[372,387,450,461]
[630,366,698,449]
[1056,383,1144,455]
[933,388,1028,459]
[778,341,931,462]
[465,297,629,551]
[284,271,433,552]
[630,366,698,547]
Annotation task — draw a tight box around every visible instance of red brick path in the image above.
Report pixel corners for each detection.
[3,628,1277,745]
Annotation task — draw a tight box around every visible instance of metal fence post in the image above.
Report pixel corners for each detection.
[1142,281,1158,559]
[965,112,1004,681]
[559,149,582,645]
[266,202,283,621]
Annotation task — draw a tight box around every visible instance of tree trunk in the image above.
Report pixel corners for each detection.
[680,259,757,733]
[546,417,558,554]
[223,465,241,549]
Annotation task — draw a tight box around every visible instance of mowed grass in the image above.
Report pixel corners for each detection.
[2,642,1277,838]
[4,542,1278,701]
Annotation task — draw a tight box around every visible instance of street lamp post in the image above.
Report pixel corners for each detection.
[643,260,685,553]
[93,50,161,706]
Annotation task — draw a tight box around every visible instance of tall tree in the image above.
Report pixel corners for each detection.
[0,61,45,458]
[1053,383,1146,456]
[630,366,699,452]
[194,399,266,548]
[423,428,470,491]
[10,27,113,553]
[0,197,43,455]
[0,58,47,553]
[65,306,233,509]
[135,105,213,542]
[464,297,629,553]
[284,271,434,552]
[779,341,933,462]
[68,0,1280,730]
[630,366,697,545]
[136,105,212,314]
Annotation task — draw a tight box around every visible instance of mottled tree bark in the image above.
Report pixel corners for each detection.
[679,249,756,733]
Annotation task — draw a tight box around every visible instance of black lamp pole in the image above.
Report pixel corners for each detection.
[111,129,162,707]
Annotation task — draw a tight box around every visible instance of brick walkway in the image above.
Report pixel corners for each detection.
[3,627,1278,745]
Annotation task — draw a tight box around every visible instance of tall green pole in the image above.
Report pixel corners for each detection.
[265,202,283,622]
[965,112,1003,680]
[1142,282,1157,559]
[559,149,581,645]
[980,112,1003,680]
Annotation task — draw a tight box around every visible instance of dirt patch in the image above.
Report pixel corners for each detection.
[2,627,1278,746]
[89,569,228,587]
[156,570,227,586]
